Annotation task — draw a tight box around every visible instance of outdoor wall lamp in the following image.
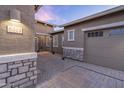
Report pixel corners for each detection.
[10,9,21,22]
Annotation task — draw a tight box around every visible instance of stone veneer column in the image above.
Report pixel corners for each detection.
[0,52,37,88]
[63,47,84,61]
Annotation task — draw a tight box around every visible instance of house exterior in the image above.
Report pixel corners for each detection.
[35,20,55,52]
[50,29,64,54]
[61,5,124,71]
[0,5,40,88]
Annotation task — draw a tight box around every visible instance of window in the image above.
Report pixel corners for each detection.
[88,33,91,37]
[110,29,124,36]
[53,35,58,47]
[95,32,99,37]
[99,31,103,36]
[91,32,94,37]
[68,30,75,41]
[87,31,103,37]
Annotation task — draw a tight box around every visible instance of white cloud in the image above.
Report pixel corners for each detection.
[35,6,59,21]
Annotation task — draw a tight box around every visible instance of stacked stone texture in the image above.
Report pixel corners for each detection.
[0,58,37,88]
[63,48,83,61]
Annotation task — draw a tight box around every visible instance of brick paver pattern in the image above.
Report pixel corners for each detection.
[36,52,124,88]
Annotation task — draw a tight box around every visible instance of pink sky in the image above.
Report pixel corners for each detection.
[35,6,60,21]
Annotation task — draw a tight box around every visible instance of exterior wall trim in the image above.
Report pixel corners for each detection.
[36,32,50,36]
[0,52,37,64]
[63,47,84,51]
[81,21,124,31]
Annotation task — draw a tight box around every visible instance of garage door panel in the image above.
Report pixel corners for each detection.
[86,47,124,59]
[86,55,124,70]
[85,52,124,61]
[87,38,124,48]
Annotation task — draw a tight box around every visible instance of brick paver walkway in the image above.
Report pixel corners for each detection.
[36,52,124,88]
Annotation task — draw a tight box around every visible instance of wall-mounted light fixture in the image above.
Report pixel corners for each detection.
[10,9,21,22]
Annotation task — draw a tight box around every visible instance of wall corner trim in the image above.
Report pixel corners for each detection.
[36,32,50,36]
[63,47,84,51]
[0,52,37,64]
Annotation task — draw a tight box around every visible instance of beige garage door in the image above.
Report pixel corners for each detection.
[84,28,124,71]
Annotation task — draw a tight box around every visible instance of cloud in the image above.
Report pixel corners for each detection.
[35,6,61,22]
[35,6,67,25]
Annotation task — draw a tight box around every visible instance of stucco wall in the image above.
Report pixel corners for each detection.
[35,22,53,34]
[52,32,64,54]
[0,5,35,55]
[64,27,84,48]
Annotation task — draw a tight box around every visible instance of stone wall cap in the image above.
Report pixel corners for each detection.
[0,52,37,64]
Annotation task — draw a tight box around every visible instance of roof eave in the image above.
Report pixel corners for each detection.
[60,5,124,27]
[35,5,42,12]
[49,30,64,34]
[36,20,58,27]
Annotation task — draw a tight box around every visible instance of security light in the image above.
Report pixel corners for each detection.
[10,9,21,22]
[10,19,20,22]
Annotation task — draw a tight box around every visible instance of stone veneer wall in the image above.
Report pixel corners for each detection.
[63,47,84,61]
[0,53,37,88]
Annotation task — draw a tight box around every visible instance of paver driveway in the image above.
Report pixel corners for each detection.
[36,52,124,88]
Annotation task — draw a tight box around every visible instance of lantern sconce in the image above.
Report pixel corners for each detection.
[10,9,21,22]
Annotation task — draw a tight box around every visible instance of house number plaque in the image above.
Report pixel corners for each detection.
[7,25,23,34]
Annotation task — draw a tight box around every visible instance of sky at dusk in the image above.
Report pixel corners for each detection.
[35,5,118,25]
